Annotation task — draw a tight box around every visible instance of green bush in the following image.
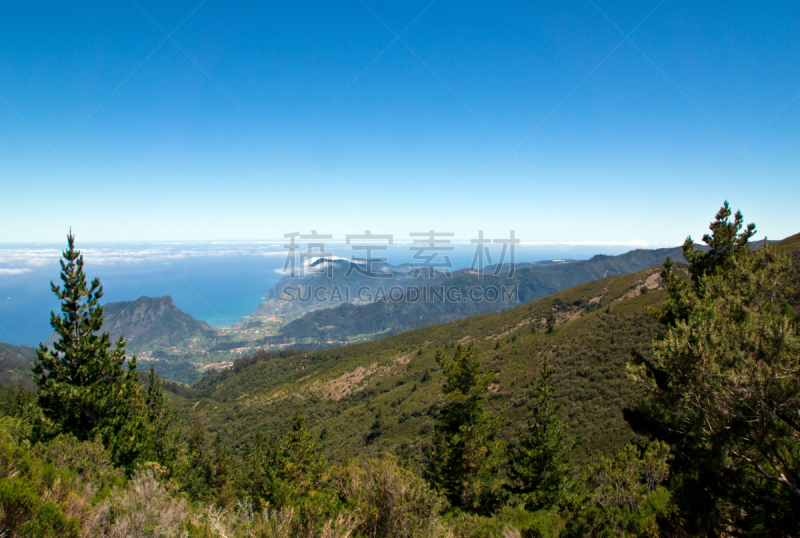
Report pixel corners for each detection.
[0,476,79,537]
[34,433,125,493]
[563,441,675,538]
[334,456,446,538]
[446,506,564,538]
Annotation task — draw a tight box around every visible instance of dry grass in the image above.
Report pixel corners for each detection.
[91,470,188,538]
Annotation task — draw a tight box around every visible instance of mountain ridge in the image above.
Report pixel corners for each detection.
[101,295,218,351]
[257,245,691,346]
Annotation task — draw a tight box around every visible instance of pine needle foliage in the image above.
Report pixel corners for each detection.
[654,200,757,328]
[564,441,673,538]
[508,359,576,511]
[143,365,183,474]
[630,203,800,534]
[426,345,504,513]
[32,231,147,470]
[280,410,328,497]
[682,200,756,285]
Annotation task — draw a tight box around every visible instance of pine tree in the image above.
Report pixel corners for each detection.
[280,410,327,497]
[364,409,384,445]
[681,200,756,284]
[211,433,237,508]
[426,345,504,513]
[508,359,576,510]
[629,203,800,533]
[184,419,213,500]
[12,381,34,419]
[565,441,674,537]
[655,200,757,327]
[243,431,282,508]
[32,231,147,470]
[143,366,184,474]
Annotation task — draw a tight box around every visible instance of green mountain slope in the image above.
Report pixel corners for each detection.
[0,341,36,362]
[777,231,800,252]
[182,263,670,464]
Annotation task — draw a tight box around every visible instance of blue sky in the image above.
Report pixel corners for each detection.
[1,0,798,246]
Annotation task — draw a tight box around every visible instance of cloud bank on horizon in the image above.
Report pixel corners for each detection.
[0,238,683,276]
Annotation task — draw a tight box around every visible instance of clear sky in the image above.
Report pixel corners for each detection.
[1,0,798,246]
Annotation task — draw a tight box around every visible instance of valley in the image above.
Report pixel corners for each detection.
[35,244,690,383]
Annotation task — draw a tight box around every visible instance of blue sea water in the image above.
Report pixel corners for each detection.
[0,246,286,346]
[0,242,644,347]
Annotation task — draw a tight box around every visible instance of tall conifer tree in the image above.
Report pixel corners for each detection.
[143,365,183,473]
[280,410,327,497]
[426,345,504,513]
[630,204,800,533]
[508,359,576,510]
[32,231,147,469]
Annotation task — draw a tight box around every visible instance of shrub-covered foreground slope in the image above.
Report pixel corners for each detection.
[183,264,669,463]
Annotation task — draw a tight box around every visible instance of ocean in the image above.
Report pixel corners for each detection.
[0,241,647,347]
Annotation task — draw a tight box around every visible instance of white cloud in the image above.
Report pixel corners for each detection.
[273,255,352,275]
[0,268,31,275]
[0,243,289,268]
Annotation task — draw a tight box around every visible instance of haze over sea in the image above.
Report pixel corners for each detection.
[0,240,673,347]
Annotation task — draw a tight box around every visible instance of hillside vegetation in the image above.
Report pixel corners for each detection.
[184,264,669,462]
[0,343,36,395]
